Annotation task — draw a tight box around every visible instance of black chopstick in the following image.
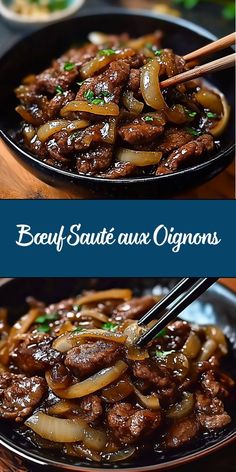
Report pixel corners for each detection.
[137,278,199,326]
[136,277,218,347]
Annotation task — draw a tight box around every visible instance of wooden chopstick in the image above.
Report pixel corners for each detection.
[136,277,218,347]
[183,32,236,62]
[160,53,236,89]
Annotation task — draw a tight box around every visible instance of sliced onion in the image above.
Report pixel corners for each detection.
[88,31,110,45]
[207,93,230,138]
[22,124,36,143]
[79,309,109,323]
[195,89,223,115]
[102,375,133,403]
[164,352,189,380]
[47,400,79,416]
[80,49,135,79]
[103,447,135,463]
[100,118,117,144]
[167,392,194,419]
[122,91,144,114]
[53,329,127,353]
[133,386,160,410]
[182,332,201,359]
[204,325,228,355]
[65,443,101,462]
[25,412,106,450]
[140,59,166,111]
[9,308,42,339]
[198,339,217,361]
[75,289,132,306]
[37,119,89,142]
[117,148,162,166]
[60,100,119,117]
[15,105,41,126]
[127,32,161,51]
[46,360,128,399]
[127,345,149,361]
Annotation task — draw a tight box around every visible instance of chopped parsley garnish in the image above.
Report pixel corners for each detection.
[143,116,154,122]
[37,325,51,333]
[155,328,168,338]
[83,89,95,101]
[102,322,118,332]
[91,98,105,105]
[73,305,82,312]
[55,85,64,94]
[73,326,84,332]
[99,48,116,56]
[35,312,59,324]
[206,112,218,119]
[156,350,174,358]
[100,91,111,97]
[185,127,202,137]
[185,109,197,119]
[155,50,164,56]
[64,62,75,71]
[145,42,153,50]
[77,80,84,87]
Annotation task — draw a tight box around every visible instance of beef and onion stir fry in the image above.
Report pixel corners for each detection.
[0,289,235,464]
[15,31,230,179]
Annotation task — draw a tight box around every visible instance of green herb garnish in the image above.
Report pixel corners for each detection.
[185,109,197,118]
[55,85,64,94]
[143,116,154,122]
[77,81,84,87]
[73,305,82,312]
[37,324,51,333]
[64,62,75,71]
[185,127,202,137]
[206,112,218,119]
[91,98,105,105]
[155,328,168,338]
[99,48,116,56]
[73,326,84,332]
[83,89,95,101]
[100,91,111,97]
[102,322,118,332]
[36,313,58,324]
[155,49,164,56]
[156,350,174,358]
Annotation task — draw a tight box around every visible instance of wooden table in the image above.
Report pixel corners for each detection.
[0,0,235,199]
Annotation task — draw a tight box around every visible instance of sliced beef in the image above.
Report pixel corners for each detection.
[156,134,214,175]
[195,391,231,430]
[64,340,123,377]
[156,127,193,155]
[132,360,176,403]
[160,50,186,78]
[47,90,75,119]
[76,60,130,104]
[127,68,141,98]
[107,402,161,444]
[76,144,113,174]
[0,372,46,421]
[113,295,156,321]
[165,320,191,350]
[10,333,63,375]
[118,114,165,146]
[78,394,103,423]
[164,416,199,448]
[99,161,136,179]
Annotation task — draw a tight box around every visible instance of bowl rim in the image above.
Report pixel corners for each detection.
[0,278,235,471]
[0,7,235,185]
[0,0,85,24]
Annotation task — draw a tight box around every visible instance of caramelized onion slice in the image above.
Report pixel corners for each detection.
[204,325,228,355]
[46,360,128,399]
[198,339,217,361]
[133,386,160,410]
[208,93,230,138]
[102,375,134,403]
[37,119,89,142]
[127,345,149,361]
[47,400,79,416]
[117,148,162,166]
[80,49,135,79]
[167,392,194,419]
[195,89,223,115]
[76,289,132,305]
[15,105,41,126]
[103,447,136,463]
[53,329,127,353]
[79,309,109,323]
[122,91,144,114]
[140,59,166,111]
[182,332,201,359]
[60,100,119,117]
[25,412,106,450]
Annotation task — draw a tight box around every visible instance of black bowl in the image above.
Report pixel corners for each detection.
[0,8,235,198]
[0,277,236,471]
